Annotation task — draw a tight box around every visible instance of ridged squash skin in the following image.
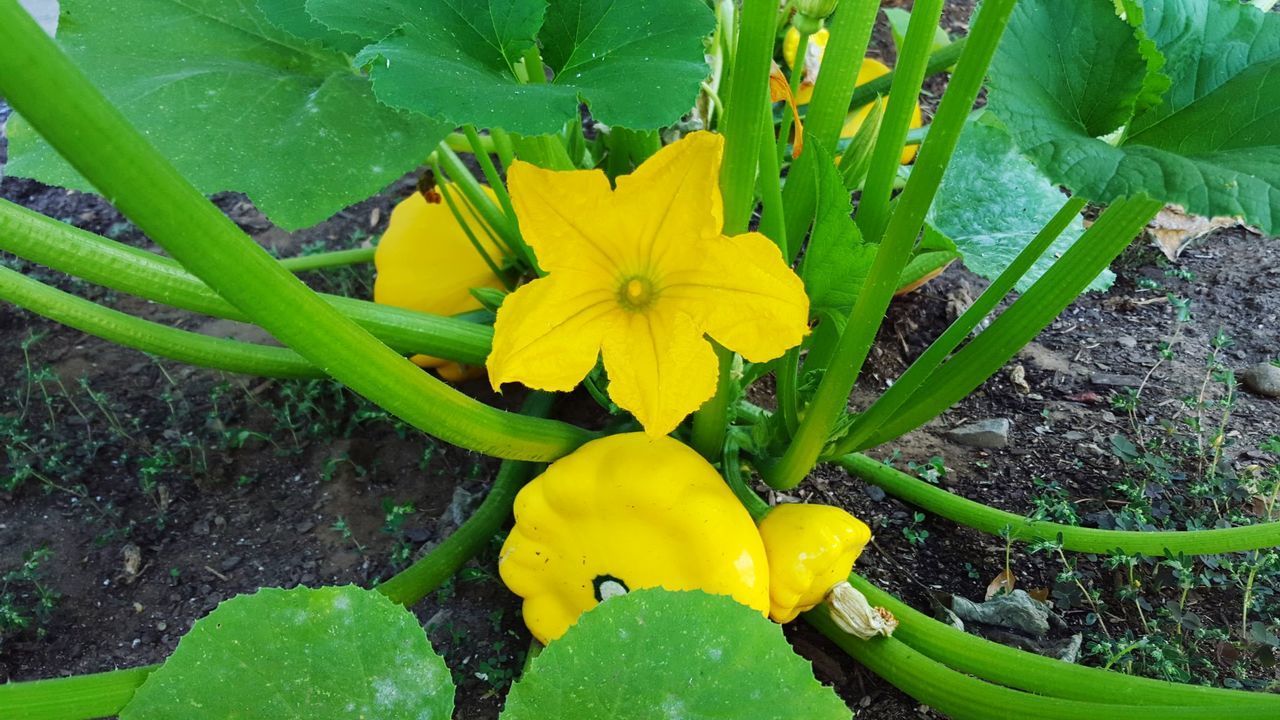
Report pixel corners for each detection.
[499,433,771,643]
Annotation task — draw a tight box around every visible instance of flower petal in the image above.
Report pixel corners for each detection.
[613,131,725,271]
[507,162,625,278]
[487,275,616,392]
[663,231,810,362]
[601,307,718,437]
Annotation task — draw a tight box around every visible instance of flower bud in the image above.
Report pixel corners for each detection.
[792,0,840,33]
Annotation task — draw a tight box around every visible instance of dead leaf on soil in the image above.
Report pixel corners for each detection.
[1148,205,1244,261]
[986,569,1016,600]
[1028,588,1051,604]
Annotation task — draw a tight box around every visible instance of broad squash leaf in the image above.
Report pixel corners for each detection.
[927,119,1109,293]
[7,0,447,230]
[307,0,716,135]
[989,0,1280,234]
[500,589,851,720]
[120,586,454,719]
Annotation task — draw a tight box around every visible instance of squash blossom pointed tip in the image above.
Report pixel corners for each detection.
[485,131,810,435]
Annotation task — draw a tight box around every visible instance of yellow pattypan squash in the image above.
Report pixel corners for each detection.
[373,184,505,381]
[757,503,871,623]
[782,27,923,164]
[499,433,771,643]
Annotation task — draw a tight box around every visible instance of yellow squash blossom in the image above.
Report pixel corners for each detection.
[782,27,923,163]
[373,185,506,381]
[486,132,809,436]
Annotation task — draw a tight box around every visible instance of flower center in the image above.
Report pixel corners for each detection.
[617,276,656,311]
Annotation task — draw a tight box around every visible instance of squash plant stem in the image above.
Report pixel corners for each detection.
[690,0,778,462]
[765,0,1019,490]
[0,199,495,365]
[835,452,1280,555]
[0,0,592,461]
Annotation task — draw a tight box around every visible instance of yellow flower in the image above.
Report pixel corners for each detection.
[486,132,809,436]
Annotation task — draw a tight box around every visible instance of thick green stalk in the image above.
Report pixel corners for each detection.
[865,195,1165,445]
[776,0,881,259]
[0,265,322,378]
[756,99,788,256]
[691,0,778,461]
[766,0,1018,490]
[490,128,518,172]
[837,453,1280,555]
[830,196,1089,455]
[848,36,968,110]
[848,574,1280,710]
[276,247,375,272]
[718,0,776,233]
[0,666,157,720]
[690,343,736,461]
[807,609,1240,720]
[0,1,592,461]
[0,200,494,364]
[855,0,945,242]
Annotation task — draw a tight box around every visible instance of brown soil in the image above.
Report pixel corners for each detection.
[3,2,1279,718]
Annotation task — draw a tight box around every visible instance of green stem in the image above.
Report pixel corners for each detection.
[807,608,1241,720]
[0,265,322,378]
[444,131,489,154]
[830,195,1088,455]
[690,344,735,461]
[864,195,1164,446]
[276,246,375,273]
[0,0,592,461]
[0,666,157,720]
[855,0,945,243]
[690,0,778,460]
[845,574,1279,709]
[774,26,811,168]
[723,442,771,520]
[490,127,518,172]
[848,36,967,122]
[718,0,776,233]
[379,393,553,605]
[776,0,881,260]
[436,144,521,251]
[765,0,1018,490]
[431,160,514,288]
[836,453,1280,556]
[756,98,788,257]
[0,199,494,364]
[462,126,517,222]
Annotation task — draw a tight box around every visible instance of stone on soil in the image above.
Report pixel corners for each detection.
[1241,363,1280,398]
[945,418,1010,448]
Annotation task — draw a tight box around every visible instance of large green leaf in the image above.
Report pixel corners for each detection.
[256,0,365,54]
[7,0,447,230]
[120,586,454,719]
[308,0,715,135]
[928,119,1110,292]
[501,589,850,719]
[989,0,1280,235]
